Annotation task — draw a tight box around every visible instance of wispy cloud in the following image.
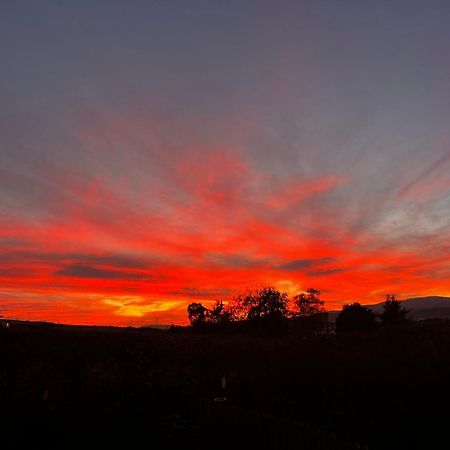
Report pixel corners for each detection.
[277,257,335,271]
[55,264,150,280]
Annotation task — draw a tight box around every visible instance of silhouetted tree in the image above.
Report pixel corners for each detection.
[336,302,376,333]
[207,301,232,324]
[293,288,326,317]
[380,295,410,325]
[187,302,208,327]
[291,289,328,336]
[241,287,289,321]
[226,295,249,322]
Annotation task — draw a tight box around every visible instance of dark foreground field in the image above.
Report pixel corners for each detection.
[1,321,449,449]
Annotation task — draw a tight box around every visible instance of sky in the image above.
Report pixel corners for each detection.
[0,0,449,325]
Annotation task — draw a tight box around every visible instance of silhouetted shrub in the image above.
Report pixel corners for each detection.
[207,301,232,324]
[293,288,325,317]
[381,295,410,325]
[187,303,208,327]
[237,286,290,321]
[336,302,376,333]
[290,313,329,337]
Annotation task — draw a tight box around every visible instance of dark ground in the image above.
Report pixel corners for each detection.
[1,320,449,449]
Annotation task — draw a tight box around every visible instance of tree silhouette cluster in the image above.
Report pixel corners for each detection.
[187,287,326,328]
[380,294,410,325]
[188,289,410,334]
[336,302,377,333]
[336,295,410,333]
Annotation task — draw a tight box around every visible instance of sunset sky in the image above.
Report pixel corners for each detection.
[1,1,449,325]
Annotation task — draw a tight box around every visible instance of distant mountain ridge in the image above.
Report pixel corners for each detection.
[328,296,450,322]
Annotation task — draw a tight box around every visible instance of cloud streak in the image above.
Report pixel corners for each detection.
[55,264,150,280]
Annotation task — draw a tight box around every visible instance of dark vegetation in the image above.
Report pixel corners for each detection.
[1,290,448,449]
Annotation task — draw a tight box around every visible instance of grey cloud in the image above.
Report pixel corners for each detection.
[55,264,149,280]
[206,253,269,269]
[306,267,347,277]
[72,253,152,269]
[0,238,31,248]
[0,250,153,269]
[0,267,37,278]
[397,150,450,198]
[277,257,335,271]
